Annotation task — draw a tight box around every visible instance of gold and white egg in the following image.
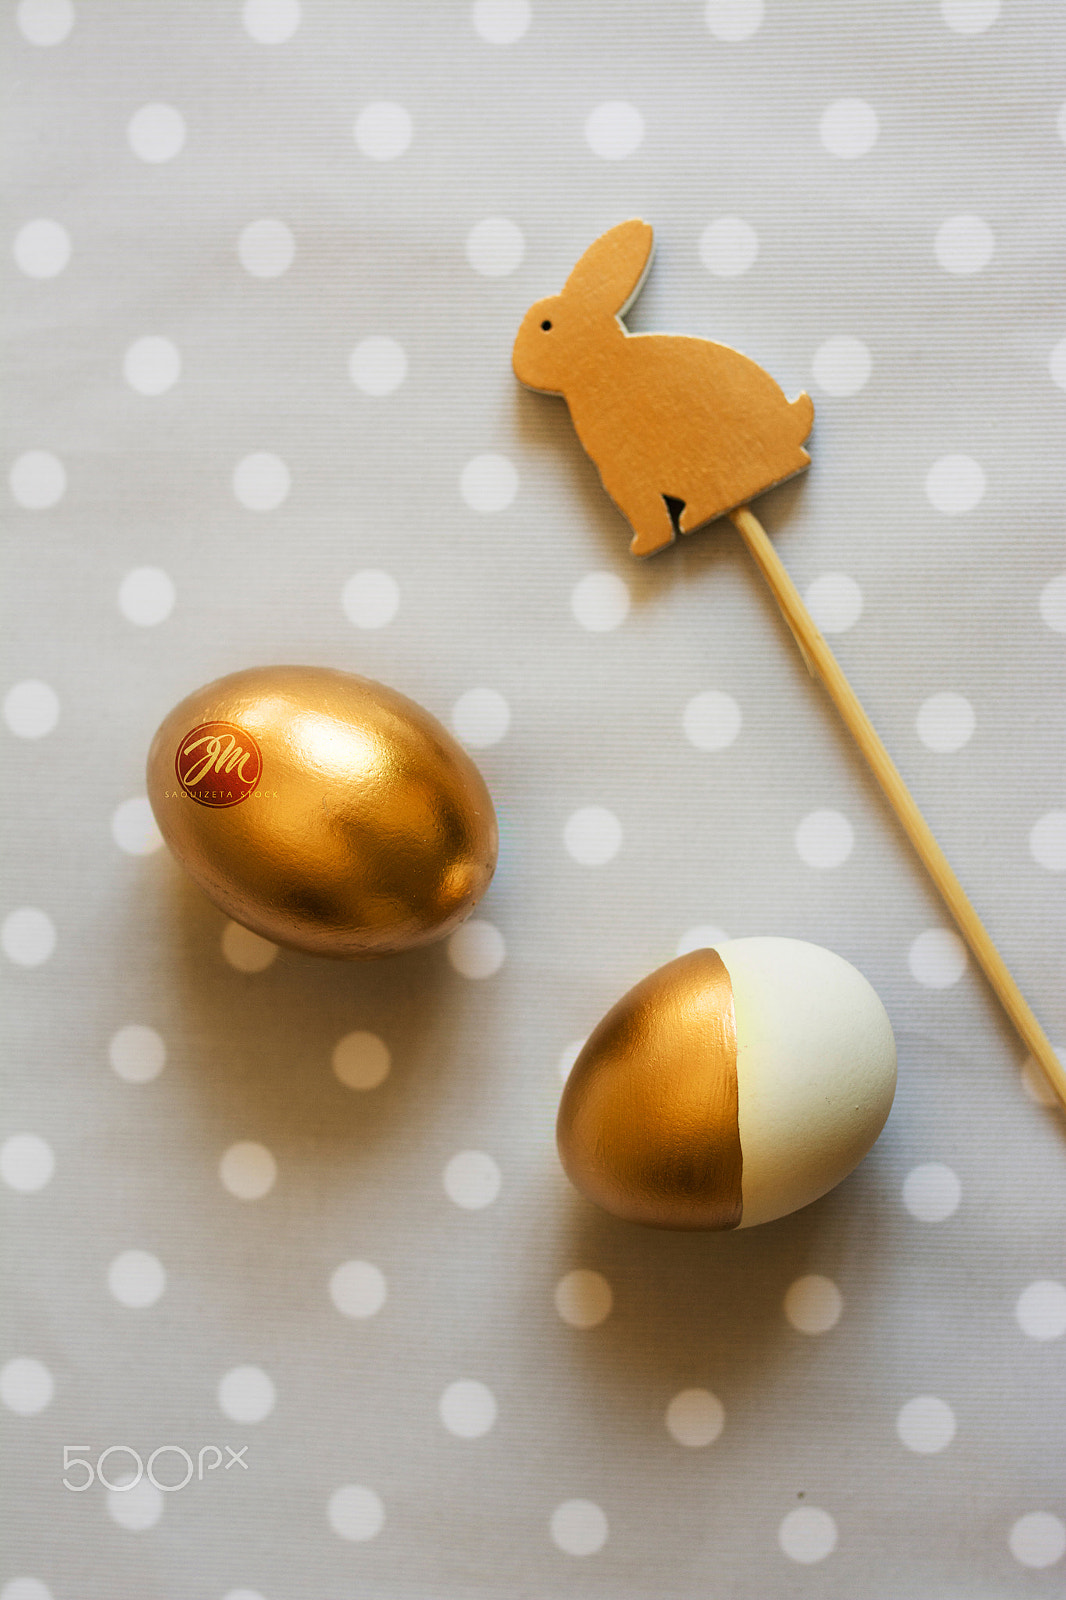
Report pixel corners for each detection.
[557,937,897,1230]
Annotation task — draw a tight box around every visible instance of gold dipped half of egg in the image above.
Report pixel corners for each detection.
[557,949,744,1230]
[146,666,499,958]
[558,939,897,1231]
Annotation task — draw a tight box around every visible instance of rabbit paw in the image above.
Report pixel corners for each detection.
[606,482,677,557]
[629,525,676,557]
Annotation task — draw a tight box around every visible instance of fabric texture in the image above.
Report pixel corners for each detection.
[3,3,1065,1596]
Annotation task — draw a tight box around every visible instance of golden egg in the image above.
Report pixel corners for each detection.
[557,939,897,1230]
[146,666,499,958]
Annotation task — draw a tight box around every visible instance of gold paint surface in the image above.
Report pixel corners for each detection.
[147,666,498,959]
[557,948,743,1230]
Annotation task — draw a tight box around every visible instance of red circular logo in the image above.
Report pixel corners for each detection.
[175,721,263,808]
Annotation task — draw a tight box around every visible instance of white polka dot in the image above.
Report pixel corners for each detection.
[113,567,170,633]
[0,1358,53,1415]
[940,0,1000,34]
[17,0,75,46]
[465,216,525,277]
[564,805,622,866]
[915,691,975,753]
[110,1457,168,1497]
[1009,1512,1066,1569]
[451,687,510,748]
[471,0,530,43]
[812,335,871,397]
[1021,1051,1062,1107]
[328,1484,384,1541]
[550,1499,608,1556]
[233,451,290,511]
[779,1507,838,1564]
[934,214,994,275]
[794,809,854,870]
[555,1269,613,1329]
[330,1260,387,1319]
[109,1023,165,1083]
[2,907,56,967]
[443,1149,501,1210]
[925,453,986,514]
[220,1141,277,1201]
[222,921,278,972]
[804,572,863,634]
[896,1394,956,1454]
[242,0,300,43]
[1,1580,54,1600]
[819,98,878,158]
[460,452,518,512]
[908,927,968,989]
[439,1379,497,1438]
[13,218,70,278]
[354,102,412,161]
[348,335,407,396]
[584,101,644,160]
[557,1038,585,1081]
[676,924,729,956]
[107,1249,166,1309]
[683,689,742,751]
[238,217,295,278]
[902,1162,961,1222]
[103,1457,150,1498]
[1048,338,1066,392]
[218,1365,275,1423]
[123,336,180,396]
[111,796,164,857]
[3,680,59,739]
[106,1475,163,1531]
[127,103,186,164]
[1015,1280,1066,1341]
[447,919,505,979]
[0,1134,54,1193]
[704,0,763,40]
[332,1030,390,1091]
[117,565,175,626]
[341,569,400,629]
[698,216,759,277]
[1030,811,1066,871]
[1040,573,1066,633]
[9,450,65,509]
[783,1275,843,1334]
[665,1388,725,1447]
[570,570,630,632]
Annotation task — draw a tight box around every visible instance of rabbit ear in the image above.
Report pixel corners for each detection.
[562,219,654,316]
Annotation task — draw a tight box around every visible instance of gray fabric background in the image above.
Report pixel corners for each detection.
[2,2,1064,1596]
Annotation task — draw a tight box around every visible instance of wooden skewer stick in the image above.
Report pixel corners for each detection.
[730,503,1066,1114]
[511,220,1061,1111]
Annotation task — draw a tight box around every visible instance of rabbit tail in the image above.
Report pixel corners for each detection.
[791,390,814,446]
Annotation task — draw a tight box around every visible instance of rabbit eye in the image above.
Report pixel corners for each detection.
[540,319,552,331]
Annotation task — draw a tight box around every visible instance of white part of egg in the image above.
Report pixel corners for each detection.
[714,938,897,1228]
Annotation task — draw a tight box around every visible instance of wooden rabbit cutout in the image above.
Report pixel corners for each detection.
[513,219,814,557]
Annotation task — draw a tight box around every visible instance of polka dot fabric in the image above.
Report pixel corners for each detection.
[3,6,1063,1597]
